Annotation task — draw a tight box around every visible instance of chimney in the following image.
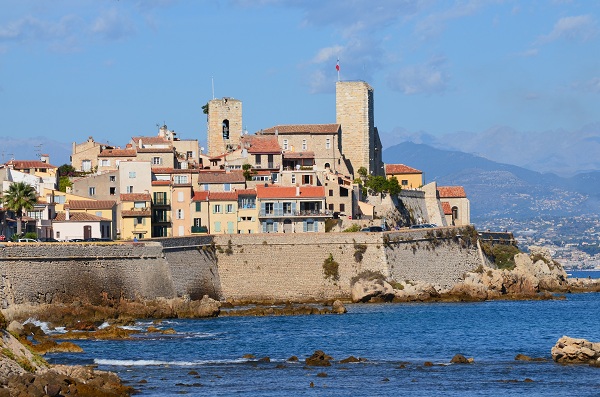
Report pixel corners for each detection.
[40,154,49,164]
[65,208,70,221]
[296,186,300,196]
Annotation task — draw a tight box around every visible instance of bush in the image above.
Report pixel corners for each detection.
[350,270,385,286]
[343,224,361,232]
[353,241,367,262]
[323,254,339,281]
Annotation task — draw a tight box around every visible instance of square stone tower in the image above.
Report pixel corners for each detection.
[207,97,242,157]
[335,81,383,177]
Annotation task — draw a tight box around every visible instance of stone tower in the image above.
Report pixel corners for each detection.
[207,97,242,157]
[336,81,383,177]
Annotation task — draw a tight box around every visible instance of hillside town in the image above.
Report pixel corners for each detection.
[0,81,470,242]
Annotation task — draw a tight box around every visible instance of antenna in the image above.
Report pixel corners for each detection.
[34,144,43,159]
[212,77,215,100]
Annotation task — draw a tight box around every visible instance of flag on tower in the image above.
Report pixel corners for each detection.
[336,58,340,72]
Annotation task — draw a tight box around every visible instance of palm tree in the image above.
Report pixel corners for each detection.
[2,182,37,236]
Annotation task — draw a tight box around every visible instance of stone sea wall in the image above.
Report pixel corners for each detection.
[0,227,483,307]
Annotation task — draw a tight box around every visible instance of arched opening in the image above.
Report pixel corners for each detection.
[283,218,292,233]
[452,206,459,225]
[222,120,230,140]
[324,162,331,169]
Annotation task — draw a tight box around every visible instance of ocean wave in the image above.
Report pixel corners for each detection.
[95,358,249,367]
[23,318,66,334]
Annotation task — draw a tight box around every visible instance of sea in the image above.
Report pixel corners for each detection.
[45,273,600,396]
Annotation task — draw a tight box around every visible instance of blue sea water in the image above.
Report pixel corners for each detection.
[47,293,600,396]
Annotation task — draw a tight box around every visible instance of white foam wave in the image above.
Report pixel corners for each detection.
[95,358,248,367]
[23,318,66,334]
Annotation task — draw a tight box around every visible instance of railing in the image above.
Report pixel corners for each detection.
[152,215,172,223]
[258,210,331,217]
[152,199,170,206]
[191,226,208,233]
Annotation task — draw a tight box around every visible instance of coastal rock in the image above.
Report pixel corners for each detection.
[305,350,333,367]
[351,278,395,303]
[551,336,600,364]
[196,295,221,317]
[6,321,24,337]
[332,300,347,314]
[450,354,473,364]
[394,281,442,301]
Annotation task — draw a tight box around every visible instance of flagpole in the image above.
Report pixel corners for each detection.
[336,58,340,82]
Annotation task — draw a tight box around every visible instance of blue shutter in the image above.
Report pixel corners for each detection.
[291,202,296,215]
[274,222,278,232]
[314,221,318,232]
[260,202,266,216]
[303,220,307,232]
[262,221,267,233]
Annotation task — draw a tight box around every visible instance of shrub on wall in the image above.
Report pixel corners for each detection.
[353,241,367,262]
[323,254,339,281]
[343,224,361,232]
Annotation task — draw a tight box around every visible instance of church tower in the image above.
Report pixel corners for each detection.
[207,97,242,157]
[335,81,383,177]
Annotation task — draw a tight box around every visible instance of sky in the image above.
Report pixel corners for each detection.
[1,0,599,164]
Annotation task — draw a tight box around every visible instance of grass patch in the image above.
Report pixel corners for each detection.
[323,254,340,281]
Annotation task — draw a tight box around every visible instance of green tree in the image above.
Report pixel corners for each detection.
[357,167,368,178]
[386,176,401,195]
[202,102,209,115]
[58,164,76,177]
[58,176,73,192]
[2,182,37,236]
[242,163,254,181]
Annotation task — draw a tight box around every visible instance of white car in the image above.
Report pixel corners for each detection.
[18,238,40,243]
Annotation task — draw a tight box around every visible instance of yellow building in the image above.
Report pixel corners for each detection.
[119,193,152,240]
[384,164,423,189]
[236,189,259,234]
[209,191,238,234]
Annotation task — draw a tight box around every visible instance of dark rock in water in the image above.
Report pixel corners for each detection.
[287,356,298,362]
[423,361,434,367]
[258,356,270,362]
[243,354,255,359]
[332,300,347,314]
[275,364,286,369]
[316,372,328,378]
[309,382,314,388]
[305,350,333,367]
[524,378,534,382]
[515,354,533,361]
[23,322,45,337]
[382,377,390,382]
[339,356,366,364]
[450,354,473,364]
[188,371,199,376]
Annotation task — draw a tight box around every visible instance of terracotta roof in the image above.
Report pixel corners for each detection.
[241,135,281,154]
[209,191,238,201]
[152,167,196,174]
[192,191,209,201]
[236,189,257,196]
[441,201,452,215]
[283,151,315,160]
[152,180,171,186]
[197,171,245,184]
[385,164,422,175]
[120,193,152,202]
[261,124,340,135]
[98,149,137,157]
[54,212,110,222]
[6,160,57,169]
[137,148,174,153]
[66,200,116,210]
[256,185,325,199]
[438,186,467,198]
[132,136,172,145]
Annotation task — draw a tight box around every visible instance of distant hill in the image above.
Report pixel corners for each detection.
[383,142,600,221]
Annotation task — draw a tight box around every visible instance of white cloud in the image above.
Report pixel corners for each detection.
[387,56,450,95]
[414,0,484,40]
[538,15,598,43]
[573,77,600,94]
[0,15,81,43]
[311,45,344,63]
[91,8,136,40]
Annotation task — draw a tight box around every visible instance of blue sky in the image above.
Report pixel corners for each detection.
[1,0,599,161]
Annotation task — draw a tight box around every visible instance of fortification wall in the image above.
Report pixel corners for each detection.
[384,229,481,288]
[213,233,388,301]
[0,242,175,308]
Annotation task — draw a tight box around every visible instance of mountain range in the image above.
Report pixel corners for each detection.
[383,142,600,221]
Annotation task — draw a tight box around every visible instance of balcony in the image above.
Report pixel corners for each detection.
[152,215,172,223]
[191,226,208,233]
[258,210,332,218]
[152,198,170,206]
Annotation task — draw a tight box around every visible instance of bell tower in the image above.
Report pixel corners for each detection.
[207,97,242,157]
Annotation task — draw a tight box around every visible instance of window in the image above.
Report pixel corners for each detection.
[186,151,193,159]
[305,219,315,232]
[326,138,331,149]
[153,157,162,165]
[255,154,262,165]
[224,183,231,192]
[265,202,274,215]
[178,191,184,202]
[302,139,307,150]
[203,183,209,191]
[328,203,334,211]
[329,189,334,197]
[134,217,144,225]
[134,201,145,208]
[100,159,110,167]
[226,204,234,213]
[214,221,221,232]
[227,221,234,234]
[174,175,188,184]
[213,204,222,213]
[109,176,116,182]
[402,180,409,186]
[239,197,255,209]
[96,211,102,217]
[283,139,288,150]
[127,185,134,193]
[176,209,184,219]
[129,171,136,178]
[109,187,116,196]
[271,173,278,183]
[89,187,96,195]
[54,195,66,204]
[283,202,292,214]
[82,160,91,172]
[303,175,312,185]
[195,202,202,212]
[194,218,202,227]
[340,204,345,212]
[291,174,296,184]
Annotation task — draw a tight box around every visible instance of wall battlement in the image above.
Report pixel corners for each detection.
[0,228,482,308]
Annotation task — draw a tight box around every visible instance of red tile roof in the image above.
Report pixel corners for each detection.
[120,193,152,202]
[209,191,238,201]
[66,200,116,209]
[54,212,111,222]
[152,180,171,186]
[6,160,57,169]
[98,149,137,157]
[438,186,467,198]
[132,136,172,145]
[236,189,257,196]
[121,210,151,217]
[283,151,315,160]
[441,201,452,215]
[197,171,246,184]
[192,191,210,201]
[256,185,325,199]
[137,148,174,153]
[261,124,340,134]
[241,135,281,154]
[385,164,422,175]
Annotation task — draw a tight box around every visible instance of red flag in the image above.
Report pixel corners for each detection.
[336,58,340,71]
